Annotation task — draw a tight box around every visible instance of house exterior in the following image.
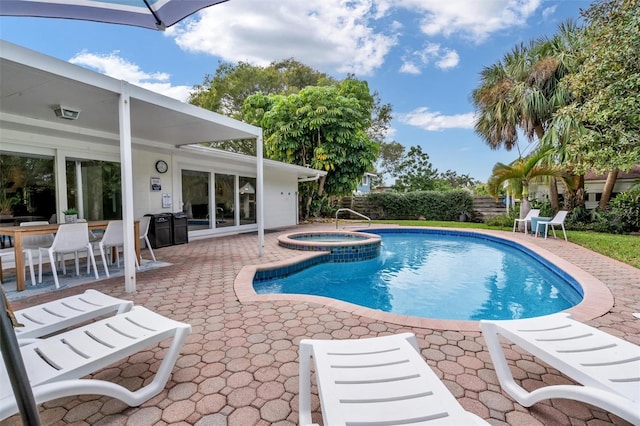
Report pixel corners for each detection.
[528,165,640,209]
[354,172,377,195]
[0,40,326,289]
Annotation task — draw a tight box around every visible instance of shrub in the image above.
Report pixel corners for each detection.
[484,209,518,228]
[530,199,553,217]
[360,190,474,221]
[567,206,592,230]
[608,191,640,232]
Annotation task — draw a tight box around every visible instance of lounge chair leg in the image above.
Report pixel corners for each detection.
[298,342,313,426]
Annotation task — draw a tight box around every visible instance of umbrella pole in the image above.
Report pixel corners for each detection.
[0,291,41,425]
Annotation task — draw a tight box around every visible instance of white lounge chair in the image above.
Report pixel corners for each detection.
[299,333,489,426]
[512,208,540,234]
[12,289,133,344]
[0,306,191,420]
[480,313,640,424]
[535,210,569,240]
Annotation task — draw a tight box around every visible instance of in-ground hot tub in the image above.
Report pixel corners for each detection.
[277,231,381,262]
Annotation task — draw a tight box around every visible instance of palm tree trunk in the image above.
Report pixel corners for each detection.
[518,183,531,231]
[549,177,560,211]
[598,169,619,210]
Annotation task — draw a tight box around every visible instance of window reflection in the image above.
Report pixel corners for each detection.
[0,153,56,223]
[215,173,235,228]
[66,160,121,221]
[182,169,210,231]
[239,177,256,225]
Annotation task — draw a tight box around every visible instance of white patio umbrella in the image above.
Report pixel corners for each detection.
[0,0,228,30]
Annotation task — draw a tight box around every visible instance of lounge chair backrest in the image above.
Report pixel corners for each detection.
[550,210,568,224]
[13,289,133,342]
[0,306,191,420]
[481,313,640,424]
[299,333,490,425]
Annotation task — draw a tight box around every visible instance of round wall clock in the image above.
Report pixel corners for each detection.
[155,160,168,173]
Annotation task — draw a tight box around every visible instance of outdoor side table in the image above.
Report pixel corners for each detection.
[531,216,551,236]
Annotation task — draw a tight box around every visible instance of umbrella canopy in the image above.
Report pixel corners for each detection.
[0,0,228,30]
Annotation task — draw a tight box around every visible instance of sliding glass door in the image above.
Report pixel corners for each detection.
[66,159,121,221]
[182,169,210,231]
[181,168,257,232]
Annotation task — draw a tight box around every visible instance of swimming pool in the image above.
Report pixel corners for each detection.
[254,229,584,321]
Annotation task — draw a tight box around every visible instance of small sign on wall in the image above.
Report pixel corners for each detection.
[151,177,161,191]
[162,193,172,208]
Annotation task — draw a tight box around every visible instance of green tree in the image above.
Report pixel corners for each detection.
[487,146,565,224]
[472,22,582,211]
[552,0,640,209]
[189,60,393,159]
[393,146,439,192]
[243,79,379,218]
[438,170,480,189]
[375,141,405,186]
[189,59,334,154]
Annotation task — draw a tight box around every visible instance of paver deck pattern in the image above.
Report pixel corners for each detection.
[4,223,639,426]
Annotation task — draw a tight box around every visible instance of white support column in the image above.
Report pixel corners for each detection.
[257,133,264,256]
[54,149,67,222]
[75,161,84,219]
[119,81,136,293]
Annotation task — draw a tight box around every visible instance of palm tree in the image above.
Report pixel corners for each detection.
[472,21,582,213]
[487,147,565,227]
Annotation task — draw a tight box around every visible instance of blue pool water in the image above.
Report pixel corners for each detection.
[254,230,583,321]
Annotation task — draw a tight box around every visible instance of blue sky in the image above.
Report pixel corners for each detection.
[0,0,587,182]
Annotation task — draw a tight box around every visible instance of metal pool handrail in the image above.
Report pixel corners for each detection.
[335,208,371,229]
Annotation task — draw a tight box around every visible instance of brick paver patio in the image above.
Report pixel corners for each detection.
[5,223,639,425]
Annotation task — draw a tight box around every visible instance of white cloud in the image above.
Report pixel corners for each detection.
[435,49,459,70]
[400,42,459,74]
[168,0,398,76]
[399,60,421,74]
[542,5,558,21]
[399,107,476,131]
[394,0,541,42]
[159,0,547,77]
[69,51,192,101]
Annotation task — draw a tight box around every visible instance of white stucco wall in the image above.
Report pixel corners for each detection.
[263,170,298,229]
[1,127,307,237]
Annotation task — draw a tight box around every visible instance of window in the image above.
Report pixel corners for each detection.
[182,169,210,231]
[239,177,256,225]
[66,159,121,221]
[215,173,235,228]
[0,153,56,222]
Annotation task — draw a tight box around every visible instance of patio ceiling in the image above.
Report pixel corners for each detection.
[0,40,261,147]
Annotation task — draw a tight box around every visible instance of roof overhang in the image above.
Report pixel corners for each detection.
[178,144,328,180]
[0,39,262,147]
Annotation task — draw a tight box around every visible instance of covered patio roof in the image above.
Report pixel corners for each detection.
[0,40,260,147]
[0,39,268,293]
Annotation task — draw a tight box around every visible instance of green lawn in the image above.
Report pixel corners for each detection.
[371,220,640,270]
